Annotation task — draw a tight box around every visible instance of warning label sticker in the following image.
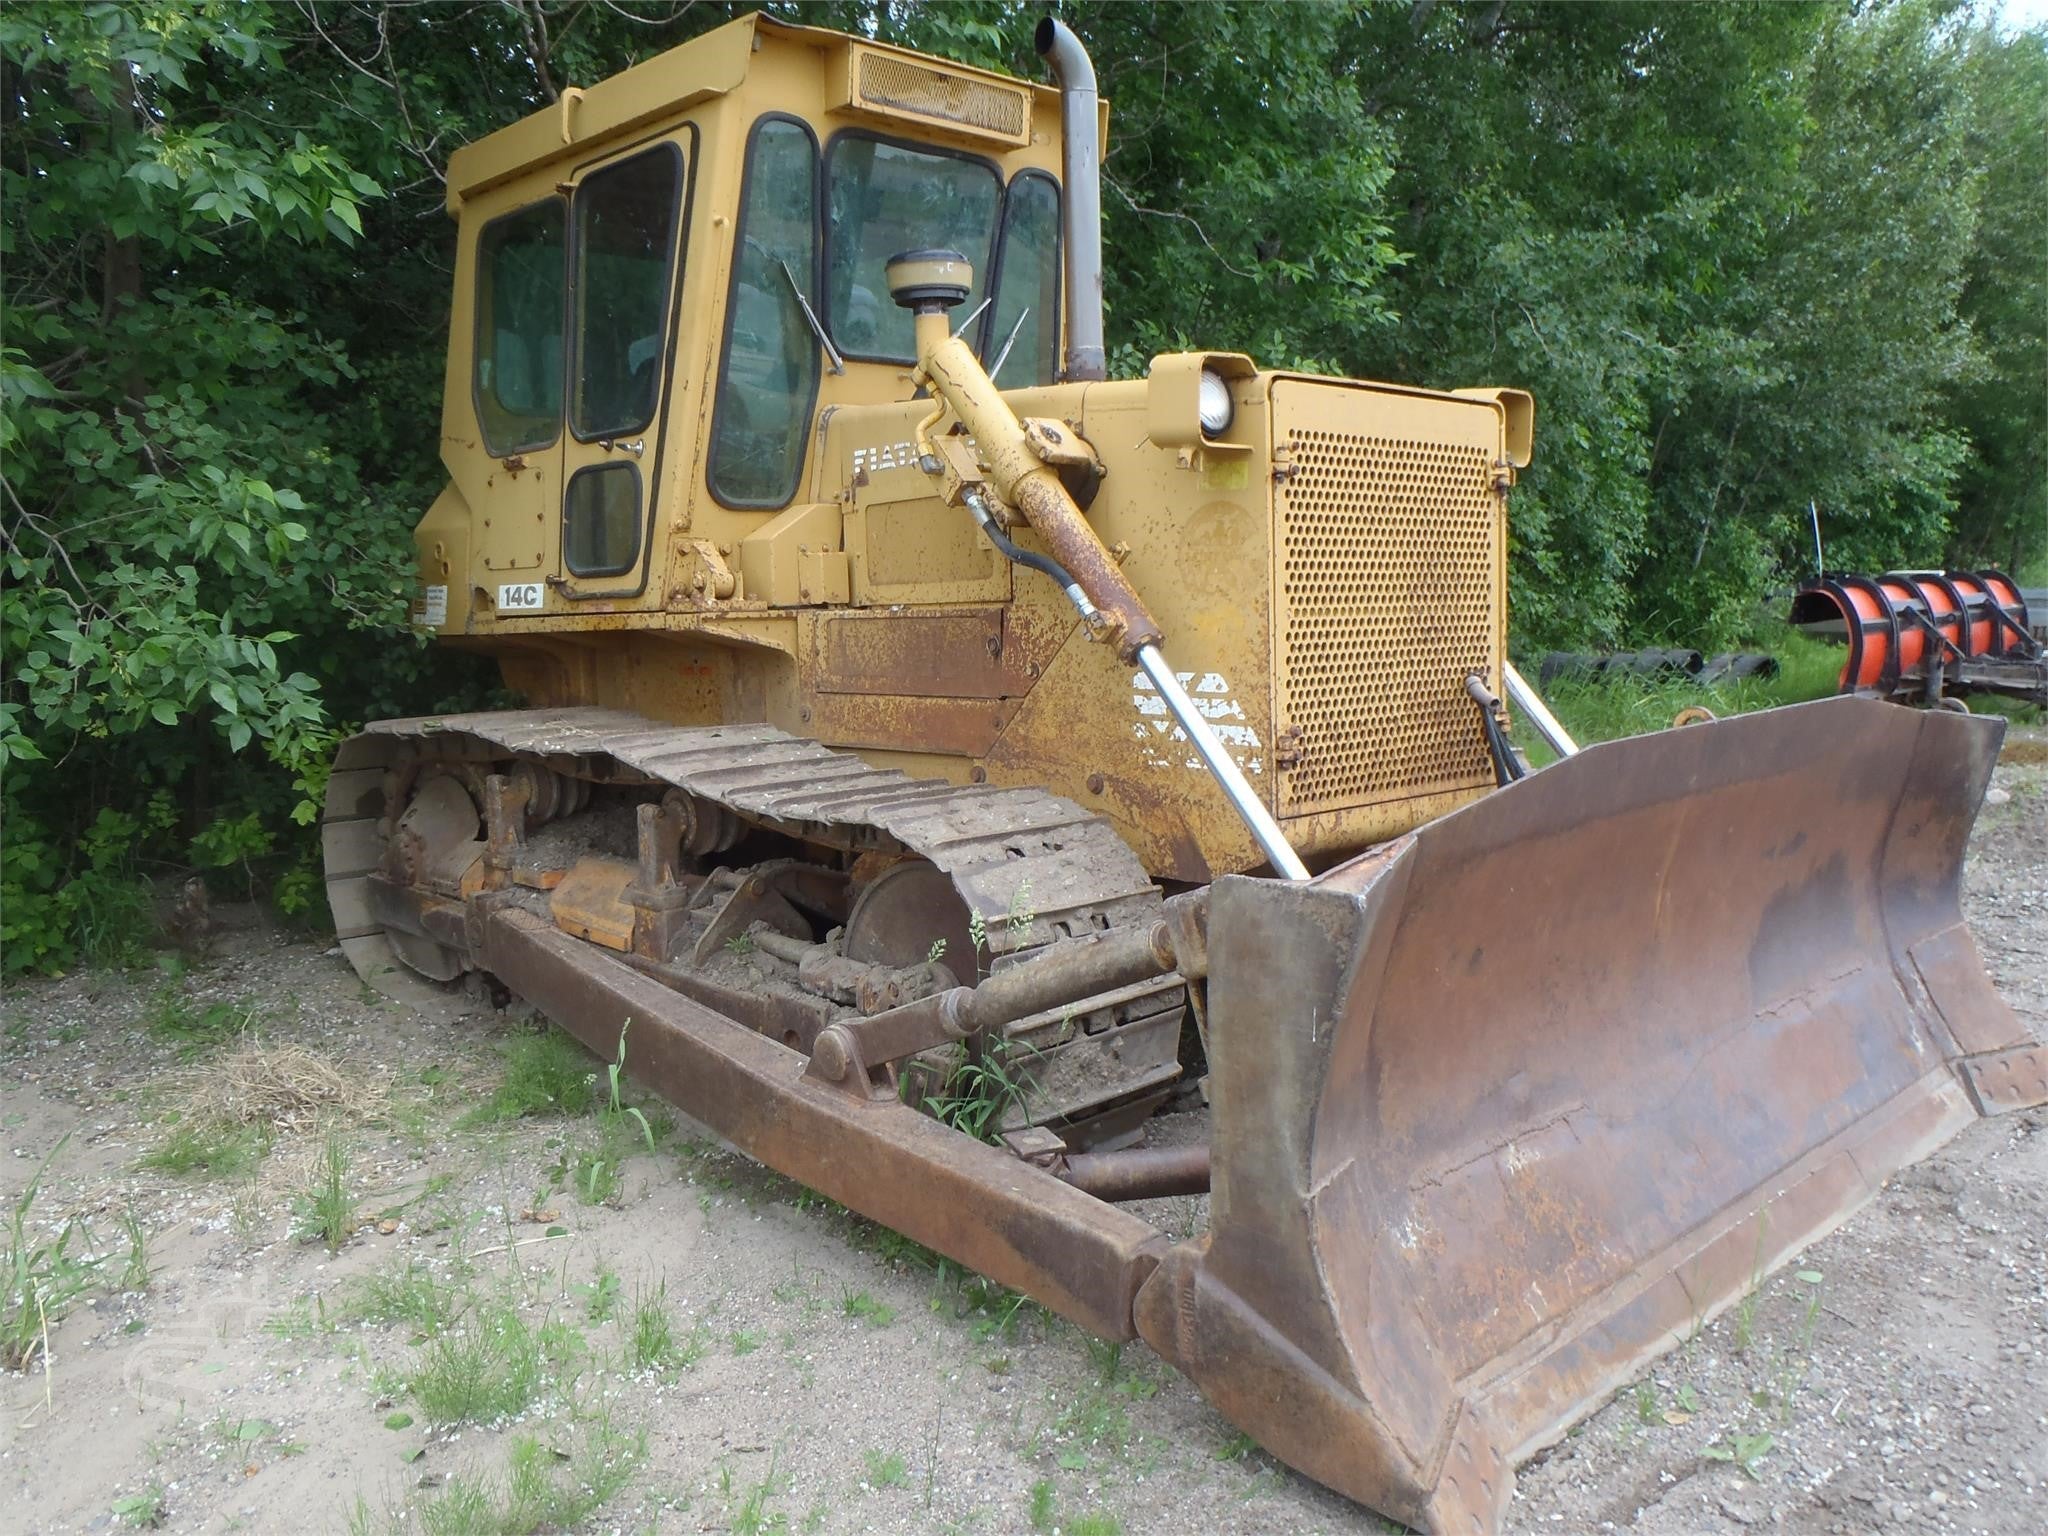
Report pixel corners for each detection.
[412,584,448,628]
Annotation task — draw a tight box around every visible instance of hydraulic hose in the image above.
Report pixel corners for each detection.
[962,486,1102,625]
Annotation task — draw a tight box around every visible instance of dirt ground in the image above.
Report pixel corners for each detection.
[2,754,2042,1536]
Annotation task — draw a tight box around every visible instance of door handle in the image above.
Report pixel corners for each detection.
[601,438,645,458]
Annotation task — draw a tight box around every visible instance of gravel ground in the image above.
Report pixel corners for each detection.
[2,752,2041,1536]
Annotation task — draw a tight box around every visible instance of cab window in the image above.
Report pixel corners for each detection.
[824,136,1000,363]
[987,172,1060,388]
[708,117,820,508]
[474,199,565,456]
[563,463,640,577]
[571,145,682,441]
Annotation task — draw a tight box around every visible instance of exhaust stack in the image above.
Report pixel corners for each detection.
[1034,18,1106,382]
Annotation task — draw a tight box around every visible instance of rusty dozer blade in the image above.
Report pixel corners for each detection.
[1133,695,2043,1534]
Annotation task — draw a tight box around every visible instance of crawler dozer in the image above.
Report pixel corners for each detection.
[323,15,2045,1531]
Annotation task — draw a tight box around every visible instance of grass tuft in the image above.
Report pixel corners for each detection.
[461,1028,598,1125]
[348,1256,469,1337]
[841,1289,896,1328]
[3,1138,105,1371]
[138,1119,266,1178]
[410,1417,644,1535]
[860,1448,909,1489]
[289,1134,356,1251]
[407,1305,581,1425]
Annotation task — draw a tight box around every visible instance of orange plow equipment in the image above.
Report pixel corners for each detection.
[1791,568,2043,706]
[1137,694,2044,1533]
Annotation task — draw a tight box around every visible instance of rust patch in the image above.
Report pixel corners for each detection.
[807,692,1015,757]
[811,609,1032,699]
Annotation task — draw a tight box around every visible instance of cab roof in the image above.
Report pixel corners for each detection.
[444,12,1068,212]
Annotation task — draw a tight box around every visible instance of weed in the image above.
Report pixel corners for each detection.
[146,986,253,1058]
[1216,1432,1259,1461]
[1085,1336,1159,1401]
[111,1485,166,1528]
[138,1119,265,1178]
[1028,1479,1056,1532]
[922,1042,1033,1144]
[628,1290,670,1369]
[729,1453,788,1536]
[115,1207,150,1292]
[2,1138,104,1371]
[1634,1379,1659,1425]
[573,1153,621,1207]
[730,1326,766,1356]
[1704,1431,1775,1479]
[1006,879,1036,942]
[1086,1337,1124,1383]
[1047,1384,1132,1458]
[860,1448,909,1489]
[1729,1208,1772,1355]
[349,1257,468,1337]
[262,1295,330,1340]
[409,1417,647,1536]
[725,933,756,957]
[841,1290,896,1327]
[215,1414,278,1449]
[289,1135,356,1251]
[1025,1479,1117,1536]
[579,1267,622,1324]
[1509,625,1846,767]
[603,1021,656,1150]
[408,1305,578,1424]
[460,1028,598,1125]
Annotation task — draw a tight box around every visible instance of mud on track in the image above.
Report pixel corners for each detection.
[3,753,2042,1535]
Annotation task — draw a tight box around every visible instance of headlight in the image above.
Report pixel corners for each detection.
[1198,369,1235,437]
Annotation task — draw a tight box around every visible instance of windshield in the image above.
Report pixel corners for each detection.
[708,117,820,508]
[825,137,1000,362]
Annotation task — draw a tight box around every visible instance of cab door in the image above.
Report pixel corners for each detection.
[470,194,568,604]
[556,137,690,602]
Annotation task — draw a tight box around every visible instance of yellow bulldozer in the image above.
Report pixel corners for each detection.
[320,15,2044,1531]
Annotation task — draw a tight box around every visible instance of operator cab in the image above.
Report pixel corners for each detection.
[433,13,1070,619]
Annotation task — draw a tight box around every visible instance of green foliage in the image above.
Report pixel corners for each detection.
[139,1118,266,1178]
[407,1304,579,1425]
[1512,628,1846,762]
[408,1421,644,1535]
[922,1042,1033,1144]
[348,1257,470,1337]
[289,1135,356,1251]
[1,806,158,977]
[3,1146,105,1368]
[860,1449,909,1489]
[1,0,489,943]
[462,1028,599,1125]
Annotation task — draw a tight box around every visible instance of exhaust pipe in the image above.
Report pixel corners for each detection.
[1034,18,1106,382]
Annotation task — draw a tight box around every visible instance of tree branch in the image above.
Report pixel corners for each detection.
[1104,174,1257,280]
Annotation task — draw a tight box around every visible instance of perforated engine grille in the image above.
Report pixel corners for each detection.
[1276,428,1501,818]
[855,53,1029,143]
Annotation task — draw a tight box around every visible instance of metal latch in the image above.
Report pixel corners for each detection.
[600,438,645,458]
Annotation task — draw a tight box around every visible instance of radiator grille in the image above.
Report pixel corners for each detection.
[854,53,1029,144]
[1277,430,1500,817]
